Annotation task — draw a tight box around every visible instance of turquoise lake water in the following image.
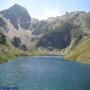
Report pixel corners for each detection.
[0,56,90,90]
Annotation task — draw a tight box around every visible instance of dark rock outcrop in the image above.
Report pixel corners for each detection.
[36,12,90,50]
[36,21,72,49]
[37,29,71,49]
[0,16,8,31]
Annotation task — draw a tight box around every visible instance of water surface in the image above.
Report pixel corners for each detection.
[0,56,90,90]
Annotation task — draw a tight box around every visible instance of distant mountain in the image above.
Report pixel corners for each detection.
[0,4,31,30]
[36,12,90,51]
[0,4,90,63]
[0,4,32,49]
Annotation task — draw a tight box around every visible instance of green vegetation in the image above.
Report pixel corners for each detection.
[0,33,30,63]
[0,42,30,63]
[0,32,6,45]
[64,36,90,64]
[0,33,14,62]
[0,44,15,63]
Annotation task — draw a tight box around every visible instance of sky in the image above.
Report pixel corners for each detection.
[0,0,90,20]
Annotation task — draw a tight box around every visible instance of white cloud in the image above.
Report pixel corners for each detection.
[33,7,61,20]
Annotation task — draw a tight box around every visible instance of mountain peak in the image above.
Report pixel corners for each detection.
[0,4,31,30]
[12,4,22,9]
[13,3,21,7]
[10,4,27,12]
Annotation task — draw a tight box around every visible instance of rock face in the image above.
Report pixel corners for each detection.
[32,20,49,35]
[0,4,90,57]
[35,12,90,52]
[36,23,71,49]
[0,16,7,31]
[30,18,40,31]
[0,4,31,30]
[0,4,32,49]
[0,4,90,63]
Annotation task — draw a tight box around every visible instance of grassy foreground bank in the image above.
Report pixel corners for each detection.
[64,36,90,64]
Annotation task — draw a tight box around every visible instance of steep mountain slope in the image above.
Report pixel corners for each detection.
[0,32,30,63]
[30,18,40,31]
[32,20,49,35]
[36,12,90,52]
[0,4,90,63]
[0,4,31,30]
[36,22,71,49]
[65,36,90,64]
[0,4,33,49]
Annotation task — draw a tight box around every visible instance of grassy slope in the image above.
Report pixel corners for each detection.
[0,42,30,63]
[64,36,90,64]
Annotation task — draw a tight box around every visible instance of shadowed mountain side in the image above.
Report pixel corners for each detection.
[0,4,31,30]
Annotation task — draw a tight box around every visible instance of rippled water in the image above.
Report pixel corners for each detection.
[0,56,90,90]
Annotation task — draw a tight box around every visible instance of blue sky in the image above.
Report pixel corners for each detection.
[0,0,90,20]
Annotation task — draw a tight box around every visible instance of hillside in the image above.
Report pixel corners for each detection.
[0,40,30,63]
[0,32,30,63]
[0,4,31,30]
[64,36,90,64]
[0,4,90,63]
[34,12,90,52]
